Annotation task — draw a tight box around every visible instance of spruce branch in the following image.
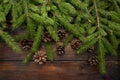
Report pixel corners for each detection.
[87,27,97,35]
[15,2,23,16]
[29,3,40,14]
[114,31,120,37]
[58,2,77,16]
[112,0,120,12]
[0,29,21,53]
[102,38,117,55]
[108,22,120,31]
[63,34,73,47]
[94,0,100,30]
[0,0,119,74]
[56,14,84,41]
[98,39,106,74]
[0,11,7,29]
[23,26,44,64]
[29,12,55,26]
[93,0,107,74]
[4,3,11,16]
[46,42,54,61]
[67,0,88,10]
[77,37,98,54]
[12,14,26,29]
[46,26,59,41]
[109,32,119,49]
[27,18,36,38]
[14,33,28,42]
[24,0,35,39]
[10,0,17,23]
[83,32,99,42]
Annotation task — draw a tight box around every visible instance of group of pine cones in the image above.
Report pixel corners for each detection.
[19,29,98,65]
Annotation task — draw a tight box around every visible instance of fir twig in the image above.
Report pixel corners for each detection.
[46,43,54,61]
[63,34,73,47]
[98,39,106,74]
[23,26,44,64]
[0,29,21,53]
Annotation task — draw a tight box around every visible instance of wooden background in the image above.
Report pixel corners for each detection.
[0,41,119,80]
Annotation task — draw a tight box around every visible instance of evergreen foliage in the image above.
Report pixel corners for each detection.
[46,43,54,61]
[63,34,73,47]
[0,0,120,74]
[23,26,44,64]
[0,29,21,53]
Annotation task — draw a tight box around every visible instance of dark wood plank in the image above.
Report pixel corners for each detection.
[0,42,118,61]
[0,61,102,80]
[0,61,119,80]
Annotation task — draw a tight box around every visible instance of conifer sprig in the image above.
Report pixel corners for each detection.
[0,29,21,53]
[23,26,44,64]
[0,0,119,75]
[46,43,54,61]
[76,0,119,74]
[98,39,106,74]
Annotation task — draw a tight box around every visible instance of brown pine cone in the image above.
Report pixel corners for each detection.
[87,46,95,53]
[58,29,66,40]
[56,46,65,56]
[42,32,52,42]
[20,39,33,50]
[33,50,47,64]
[88,55,98,66]
[71,39,82,50]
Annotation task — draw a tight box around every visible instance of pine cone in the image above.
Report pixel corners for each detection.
[20,39,33,50]
[87,46,95,53]
[56,46,65,56]
[71,39,82,50]
[42,32,52,42]
[33,50,47,64]
[58,29,66,40]
[88,55,98,66]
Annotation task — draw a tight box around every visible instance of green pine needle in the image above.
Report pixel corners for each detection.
[14,33,28,42]
[0,29,21,53]
[98,39,106,74]
[46,26,59,42]
[102,38,117,55]
[77,37,98,54]
[29,12,55,26]
[0,0,119,75]
[63,34,73,47]
[57,14,81,37]
[27,18,36,39]
[12,14,26,29]
[4,4,11,16]
[0,12,6,28]
[68,0,88,10]
[46,43,54,61]
[87,27,97,35]
[29,3,40,13]
[108,22,120,31]
[83,32,99,42]
[58,2,77,16]
[23,26,44,64]
[11,0,17,23]
[110,32,119,49]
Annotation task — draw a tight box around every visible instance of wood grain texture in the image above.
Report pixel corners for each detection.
[0,61,119,80]
[0,42,119,80]
[0,61,102,80]
[0,43,118,61]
